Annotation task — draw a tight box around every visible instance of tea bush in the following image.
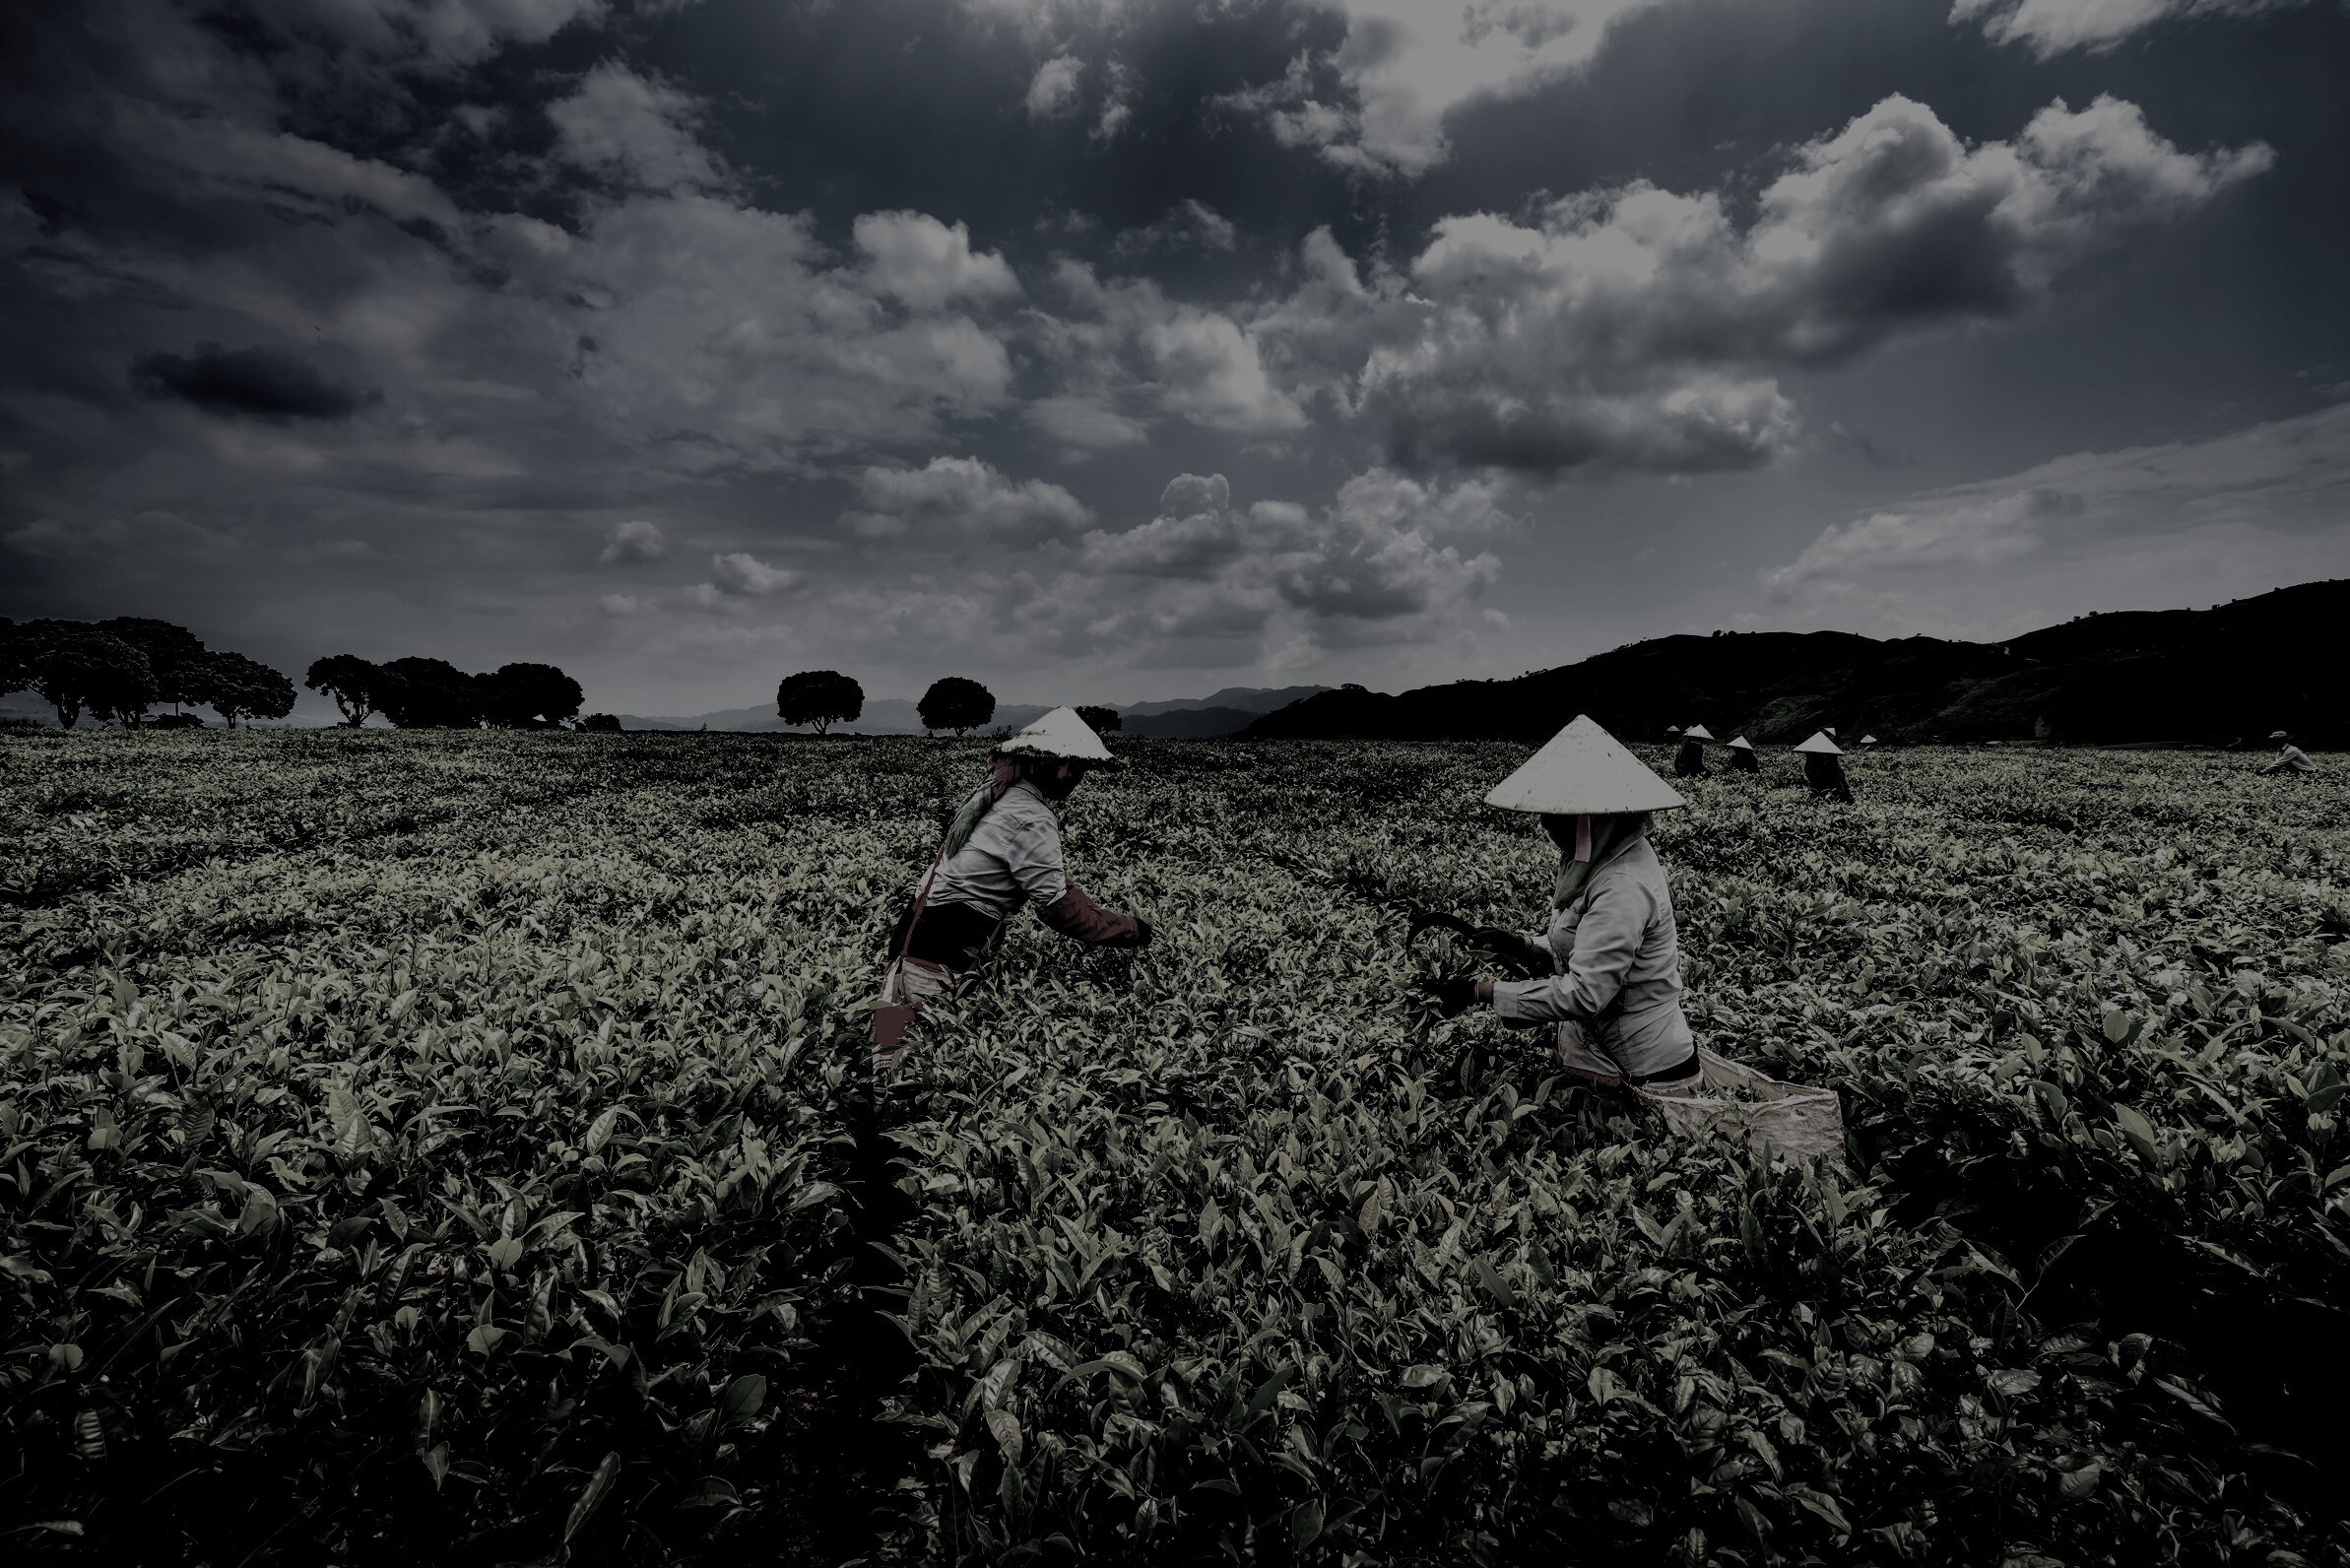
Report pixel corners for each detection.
[2,733,2345,1564]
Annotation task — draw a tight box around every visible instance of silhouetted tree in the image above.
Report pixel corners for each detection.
[918,676,995,736]
[379,657,484,728]
[1075,704,1122,734]
[97,618,210,718]
[483,662,585,728]
[13,621,157,728]
[776,669,864,734]
[577,713,622,733]
[201,651,296,728]
[306,655,393,727]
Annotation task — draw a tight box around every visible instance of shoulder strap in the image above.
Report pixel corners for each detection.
[893,775,993,968]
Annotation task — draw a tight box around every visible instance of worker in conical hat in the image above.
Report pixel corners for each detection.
[1427,715,1701,1091]
[2260,729,2315,774]
[1860,734,1879,750]
[1672,723,1713,778]
[1794,731,1854,803]
[873,705,1150,1084]
[1725,734,1760,773]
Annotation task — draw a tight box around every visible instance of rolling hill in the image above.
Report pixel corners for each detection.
[1242,581,2347,747]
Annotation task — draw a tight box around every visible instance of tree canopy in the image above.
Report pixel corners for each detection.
[483,662,585,728]
[1075,704,1122,734]
[97,618,212,708]
[918,676,995,737]
[377,657,482,729]
[776,670,864,735]
[203,650,296,727]
[305,654,393,727]
[2,620,158,728]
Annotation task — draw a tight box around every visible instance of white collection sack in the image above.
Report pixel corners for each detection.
[1637,1047,1847,1169]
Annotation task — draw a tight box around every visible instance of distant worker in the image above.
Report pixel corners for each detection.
[1795,730,1854,803]
[2261,730,2316,774]
[872,706,1151,1085]
[1672,723,1713,777]
[1428,715,1700,1091]
[1725,735,1760,773]
[1860,734,1879,751]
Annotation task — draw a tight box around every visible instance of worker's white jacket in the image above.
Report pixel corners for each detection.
[1491,837,1694,1079]
[924,779,1069,914]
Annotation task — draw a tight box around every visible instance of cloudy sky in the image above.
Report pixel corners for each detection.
[3,0,2346,714]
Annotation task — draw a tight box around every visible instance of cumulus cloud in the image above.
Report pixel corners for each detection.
[1056,468,1502,658]
[1951,0,2310,58]
[1025,53,1084,117]
[1320,94,2269,476]
[1092,58,1138,142]
[599,518,668,563]
[1023,395,1148,455]
[1765,400,2350,594]
[548,63,727,192]
[839,456,1093,538]
[500,195,1019,470]
[1037,263,1307,435]
[708,551,799,595]
[129,344,378,422]
[1219,0,1668,175]
[852,212,1022,310]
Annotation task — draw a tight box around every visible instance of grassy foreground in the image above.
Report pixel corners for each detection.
[3,732,2347,1565]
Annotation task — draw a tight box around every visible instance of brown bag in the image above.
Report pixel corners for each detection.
[871,1002,918,1053]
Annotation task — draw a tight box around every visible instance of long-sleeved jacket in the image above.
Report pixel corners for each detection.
[914,779,1142,958]
[2262,744,2315,774]
[1488,837,1693,1078]
[1804,751,1855,802]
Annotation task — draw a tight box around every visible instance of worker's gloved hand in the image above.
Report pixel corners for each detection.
[1130,917,1153,948]
[1422,976,1482,1017]
[1466,926,1525,956]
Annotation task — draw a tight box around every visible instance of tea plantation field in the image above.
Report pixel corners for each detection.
[3,732,2347,1565]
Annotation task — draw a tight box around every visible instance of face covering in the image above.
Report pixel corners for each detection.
[939,757,1080,861]
[1544,812,1653,908]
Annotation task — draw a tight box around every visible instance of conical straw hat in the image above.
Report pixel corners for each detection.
[1727,735,1753,751]
[995,705,1124,766]
[1682,724,1715,742]
[1484,715,1687,814]
[1665,724,1682,735]
[1860,734,1878,746]
[1793,730,1843,755]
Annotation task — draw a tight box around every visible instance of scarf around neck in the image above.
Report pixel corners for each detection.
[1547,812,1653,909]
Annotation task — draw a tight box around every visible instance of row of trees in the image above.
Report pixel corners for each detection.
[305,656,588,729]
[0,617,295,728]
[0,619,602,732]
[773,670,1123,738]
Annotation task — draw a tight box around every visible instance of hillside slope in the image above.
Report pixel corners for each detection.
[1244,580,2348,746]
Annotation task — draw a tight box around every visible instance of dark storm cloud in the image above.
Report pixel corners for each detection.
[129,343,379,422]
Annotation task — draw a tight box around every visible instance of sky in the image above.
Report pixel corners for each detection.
[2,0,2346,716]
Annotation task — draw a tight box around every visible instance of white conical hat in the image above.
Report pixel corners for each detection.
[1483,715,1686,815]
[1793,731,1843,755]
[1665,724,1682,735]
[1860,734,1879,745]
[1727,735,1753,751]
[1682,724,1716,742]
[995,705,1124,766]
